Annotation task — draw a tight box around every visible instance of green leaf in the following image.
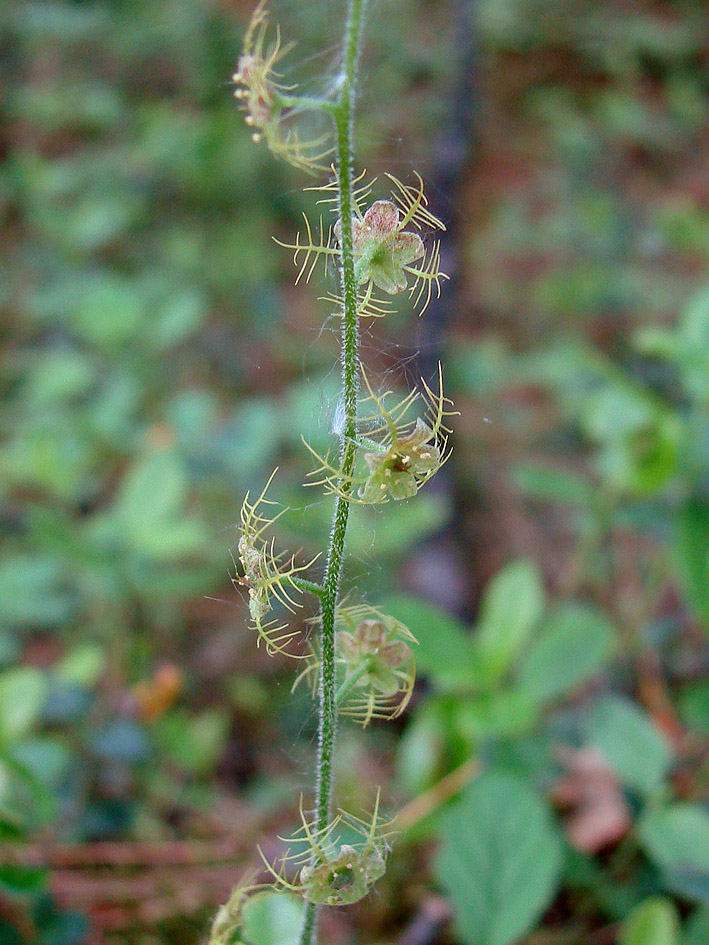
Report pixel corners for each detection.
[514,464,593,507]
[676,290,709,403]
[0,864,46,898]
[455,690,539,740]
[588,696,672,795]
[620,897,680,945]
[0,668,48,743]
[643,288,709,403]
[518,604,614,702]
[148,288,207,351]
[241,891,305,945]
[70,273,146,347]
[675,500,709,631]
[684,907,709,945]
[55,644,105,688]
[0,556,73,631]
[448,338,509,395]
[115,451,188,527]
[434,771,562,945]
[112,451,208,560]
[157,708,229,775]
[380,595,477,689]
[222,398,280,478]
[0,753,54,824]
[14,738,71,791]
[637,293,709,404]
[396,705,445,796]
[584,385,653,440]
[639,804,709,902]
[474,560,545,682]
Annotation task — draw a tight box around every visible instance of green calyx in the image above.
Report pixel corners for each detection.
[300,844,386,905]
[337,619,412,696]
[336,200,425,295]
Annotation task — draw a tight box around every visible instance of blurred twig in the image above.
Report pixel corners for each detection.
[50,865,245,903]
[0,802,266,935]
[3,839,245,869]
[397,757,480,830]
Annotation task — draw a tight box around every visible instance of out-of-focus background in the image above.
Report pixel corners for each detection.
[1,0,708,943]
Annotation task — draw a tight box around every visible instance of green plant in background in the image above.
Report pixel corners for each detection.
[393,305,709,942]
[414,6,709,937]
[210,2,450,944]
[0,0,455,939]
[389,275,709,943]
[3,0,708,942]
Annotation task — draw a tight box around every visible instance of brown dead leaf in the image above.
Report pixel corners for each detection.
[553,747,631,853]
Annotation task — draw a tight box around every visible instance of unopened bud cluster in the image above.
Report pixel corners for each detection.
[231,0,330,172]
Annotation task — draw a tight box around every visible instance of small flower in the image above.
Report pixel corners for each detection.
[293,605,417,726]
[299,842,386,905]
[335,173,448,313]
[335,200,425,294]
[359,417,441,503]
[304,363,456,506]
[335,606,416,725]
[337,617,412,697]
[278,171,447,314]
[259,791,394,907]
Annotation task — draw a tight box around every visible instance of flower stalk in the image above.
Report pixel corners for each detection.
[213,0,454,941]
[301,2,367,939]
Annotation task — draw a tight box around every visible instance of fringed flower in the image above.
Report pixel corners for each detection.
[335,200,425,293]
[359,416,441,502]
[293,604,417,727]
[236,469,319,655]
[304,363,456,505]
[276,170,448,315]
[259,791,393,906]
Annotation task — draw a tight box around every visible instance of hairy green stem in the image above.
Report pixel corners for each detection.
[275,92,338,113]
[298,0,366,942]
[290,577,326,598]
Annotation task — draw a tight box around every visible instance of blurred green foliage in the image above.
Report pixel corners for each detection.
[0,0,451,939]
[0,0,708,943]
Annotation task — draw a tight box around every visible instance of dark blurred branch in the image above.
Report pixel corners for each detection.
[403,0,480,618]
[418,0,479,381]
[395,897,450,945]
